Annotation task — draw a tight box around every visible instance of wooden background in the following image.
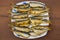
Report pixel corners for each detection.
[0,0,60,40]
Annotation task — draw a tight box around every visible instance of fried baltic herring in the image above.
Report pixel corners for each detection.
[30,18,42,26]
[17,9,29,13]
[31,26,50,30]
[14,31,30,38]
[13,4,30,13]
[33,29,47,35]
[30,2,45,8]
[11,20,30,27]
[29,7,49,16]
[14,27,30,32]
[30,27,48,36]
[14,3,30,9]
[11,14,28,19]
[29,32,38,36]
[30,26,50,35]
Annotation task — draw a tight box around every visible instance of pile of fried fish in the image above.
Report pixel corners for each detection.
[9,1,51,38]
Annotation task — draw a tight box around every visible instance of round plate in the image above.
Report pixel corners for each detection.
[11,1,49,39]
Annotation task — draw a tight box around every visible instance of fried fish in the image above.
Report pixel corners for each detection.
[14,31,30,38]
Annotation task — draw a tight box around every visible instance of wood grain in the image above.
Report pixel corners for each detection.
[0,0,60,40]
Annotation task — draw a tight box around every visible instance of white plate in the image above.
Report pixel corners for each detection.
[11,1,49,39]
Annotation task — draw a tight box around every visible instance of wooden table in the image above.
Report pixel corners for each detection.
[0,0,60,40]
